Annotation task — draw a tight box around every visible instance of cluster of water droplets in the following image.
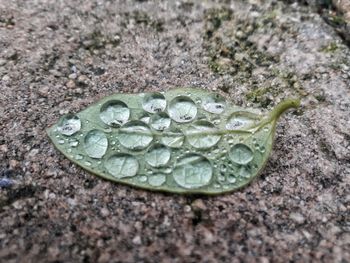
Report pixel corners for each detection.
[52,89,272,192]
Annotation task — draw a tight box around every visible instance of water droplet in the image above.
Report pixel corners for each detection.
[84,161,92,167]
[185,121,221,149]
[148,173,166,186]
[161,128,184,148]
[100,100,130,127]
[252,138,257,144]
[145,144,171,167]
[239,166,251,178]
[58,139,65,144]
[57,114,81,136]
[202,94,226,114]
[105,153,139,178]
[68,139,79,147]
[263,126,269,132]
[173,153,212,189]
[168,96,197,123]
[67,148,72,153]
[118,121,153,150]
[75,154,83,160]
[227,175,236,184]
[84,129,108,159]
[218,175,225,182]
[150,112,171,131]
[226,112,258,130]
[259,146,266,153]
[162,168,172,174]
[229,144,254,165]
[139,175,147,182]
[140,114,151,124]
[142,92,166,113]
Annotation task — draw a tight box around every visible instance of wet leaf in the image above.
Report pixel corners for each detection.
[47,88,300,194]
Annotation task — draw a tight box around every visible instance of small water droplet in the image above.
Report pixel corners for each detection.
[239,166,251,178]
[148,173,166,186]
[229,144,254,165]
[226,112,258,130]
[227,175,236,184]
[84,161,92,166]
[68,139,79,147]
[58,139,65,144]
[142,93,167,113]
[202,94,226,114]
[139,175,147,182]
[100,100,130,127]
[75,154,83,160]
[259,146,266,153]
[168,96,197,123]
[57,114,81,136]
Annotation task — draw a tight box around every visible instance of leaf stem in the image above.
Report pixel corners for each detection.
[267,98,301,123]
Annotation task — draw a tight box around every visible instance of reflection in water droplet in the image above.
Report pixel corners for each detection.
[229,144,254,165]
[145,144,171,167]
[173,154,212,189]
[100,100,130,127]
[161,129,184,148]
[105,153,139,178]
[185,121,221,149]
[142,93,167,113]
[150,112,171,131]
[118,121,153,150]
[148,173,166,186]
[168,96,197,123]
[57,114,81,136]
[202,94,226,114]
[84,129,108,158]
[226,112,258,130]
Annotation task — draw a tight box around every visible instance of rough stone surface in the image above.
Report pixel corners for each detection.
[0,1,349,262]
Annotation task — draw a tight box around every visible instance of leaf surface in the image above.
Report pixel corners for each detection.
[47,88,299,194]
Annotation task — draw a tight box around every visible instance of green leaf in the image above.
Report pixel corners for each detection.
[47,88,300,194]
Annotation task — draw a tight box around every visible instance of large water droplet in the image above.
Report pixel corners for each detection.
[145,144,171,167]
[100,100,130,127]
[84,129,108,158]
[229,144,254,165]
[161,128,184,148]
[118,121,153,150]
[168,96,197,123]
[142,92,166,113]
[57,114,81,136]
[173,153,212,189]
[185,120,221,149]
[202,94,226,114]
[150,112,171,131]
[105,153,139,178]
[226,112,259,130]
[148,173,166,186]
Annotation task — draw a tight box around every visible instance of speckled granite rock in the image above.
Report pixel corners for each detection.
[0,1,349,262]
